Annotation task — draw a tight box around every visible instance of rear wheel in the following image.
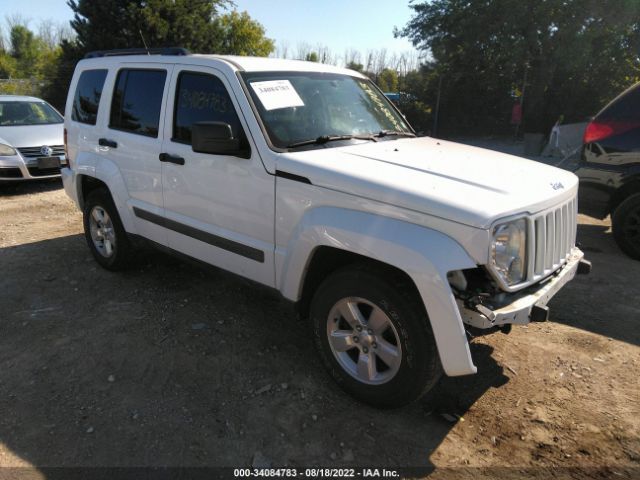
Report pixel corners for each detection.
[310,264,442,408]
[612,193,640,260]
[83,188,132,270]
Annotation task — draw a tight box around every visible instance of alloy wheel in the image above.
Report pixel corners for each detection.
[89,206,116,258]
[326,297,402,385]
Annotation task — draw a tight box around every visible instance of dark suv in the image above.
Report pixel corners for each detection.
[576,82,640,260]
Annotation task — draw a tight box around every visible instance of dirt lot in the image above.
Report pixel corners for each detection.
[0,179,638,479]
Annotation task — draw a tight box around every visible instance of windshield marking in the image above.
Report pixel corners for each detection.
[250,80,305,111]
[241,71,412,150]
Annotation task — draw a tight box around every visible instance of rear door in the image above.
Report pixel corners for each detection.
[66,67,109,173]
[159,64,275,287]
[102,63,173,245]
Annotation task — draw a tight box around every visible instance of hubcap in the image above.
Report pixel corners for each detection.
[326,297,402,385]
[89,206,116,258]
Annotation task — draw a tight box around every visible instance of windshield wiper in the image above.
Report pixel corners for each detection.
[287,134,377,149]
[375,130,416,138]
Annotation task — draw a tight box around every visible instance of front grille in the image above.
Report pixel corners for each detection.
[529,196,577,282]
[17,145,65,158]
[27,166,61,177]
[0,167,23,178]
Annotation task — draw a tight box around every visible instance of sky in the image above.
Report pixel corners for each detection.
[1,0,419,58]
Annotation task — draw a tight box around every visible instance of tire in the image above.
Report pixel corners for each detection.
[82,188,132,270]
[310,264,442,408]
[612,193,640,260]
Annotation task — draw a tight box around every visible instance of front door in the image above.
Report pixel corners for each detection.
[160,65,275,286]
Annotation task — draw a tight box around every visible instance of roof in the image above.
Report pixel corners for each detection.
[77,53,365,78]
[194,55,365,77]
[0,95,46,102]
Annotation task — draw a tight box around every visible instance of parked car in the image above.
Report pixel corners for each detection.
[62,48,590,407]
[0,95,66,181]
[575,82,640,260]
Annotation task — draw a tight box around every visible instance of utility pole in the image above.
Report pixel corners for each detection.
[515,64,528,138]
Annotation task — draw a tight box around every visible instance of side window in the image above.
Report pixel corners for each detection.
[173,71,244,145]
[110,69,167,137]
[72,69,108,125]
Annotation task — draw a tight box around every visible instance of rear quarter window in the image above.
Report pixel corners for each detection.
[109,69,167,137]
[71,69,108,125]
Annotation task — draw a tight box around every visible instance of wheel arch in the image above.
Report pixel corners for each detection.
[610,175,640,214]
[297,246,421,322]
[73,151,136,234]
[78,174,109,210]
[278,206,479,376]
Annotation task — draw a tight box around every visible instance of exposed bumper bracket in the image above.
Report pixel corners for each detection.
[459,247,585,329]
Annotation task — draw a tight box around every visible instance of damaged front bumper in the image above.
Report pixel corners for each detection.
[458,247,589,329]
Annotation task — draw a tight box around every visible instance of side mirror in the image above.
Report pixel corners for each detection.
[192,121,247,157]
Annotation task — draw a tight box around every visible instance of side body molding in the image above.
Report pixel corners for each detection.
[277,207,478,376]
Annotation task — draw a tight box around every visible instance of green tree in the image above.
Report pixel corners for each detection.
[398,0,640,134]
[1,24,61,81]
[346,61,364,72]
[305,52,319,62]
[0,54,17,78]
[10,25,51,78]
[215,10,274,56]
[45,0,274,108]
[10,26,39,63]
[377,68,399,92]
[67,0,228,52]
[0,23,62,95]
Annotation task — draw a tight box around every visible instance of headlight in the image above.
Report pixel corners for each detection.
[491,218,527,285]
[0,143,17,156]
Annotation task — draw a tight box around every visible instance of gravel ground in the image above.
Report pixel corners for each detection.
[0,179,638,479]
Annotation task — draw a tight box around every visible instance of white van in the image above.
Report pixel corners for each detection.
[62,48,590,407]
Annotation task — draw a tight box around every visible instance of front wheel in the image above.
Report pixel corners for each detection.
[310,265,442,408]
[612,193,640,260]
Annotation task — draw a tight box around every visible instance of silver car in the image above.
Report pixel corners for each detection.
[0,95,66,181]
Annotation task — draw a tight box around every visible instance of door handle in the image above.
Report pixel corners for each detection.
[159,153,185,165]
[98,138,118,148]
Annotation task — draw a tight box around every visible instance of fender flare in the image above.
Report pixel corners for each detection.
[74,151,137,234]
[278,207,479,376]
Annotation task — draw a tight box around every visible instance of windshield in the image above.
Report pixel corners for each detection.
[0,101,63,126]
[241,71,413,149]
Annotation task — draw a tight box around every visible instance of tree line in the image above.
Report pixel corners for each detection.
[0,15,73,90]
[0,0,276,108]
[398,0,640,135]
[272,0,640,136]
[1,0,638,138]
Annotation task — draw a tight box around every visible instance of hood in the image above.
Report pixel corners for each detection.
[0,123,64,149]
[278,137,578,229]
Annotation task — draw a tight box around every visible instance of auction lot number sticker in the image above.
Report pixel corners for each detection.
[250,80,305,110]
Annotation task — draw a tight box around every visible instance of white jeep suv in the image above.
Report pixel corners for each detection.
[62,48,590,407]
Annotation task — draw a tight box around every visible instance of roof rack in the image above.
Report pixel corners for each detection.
[84,47,191,59]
